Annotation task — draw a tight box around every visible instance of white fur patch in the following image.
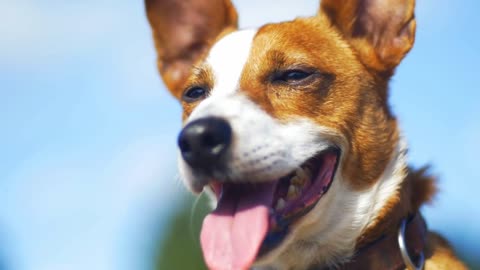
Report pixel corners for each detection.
[187,29,257,122]
[206,29,257,96]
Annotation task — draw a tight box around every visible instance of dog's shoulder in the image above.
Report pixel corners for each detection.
[425,232,467,270]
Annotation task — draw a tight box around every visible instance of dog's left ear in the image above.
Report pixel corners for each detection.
[320,0,416,74]
[145,0,238,98]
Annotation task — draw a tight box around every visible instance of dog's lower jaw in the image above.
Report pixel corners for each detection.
[252,138,409,270]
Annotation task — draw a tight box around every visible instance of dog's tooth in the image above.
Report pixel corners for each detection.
[287,185,300,200]
[305,168,313,183]
[303,167,312,178]
[275,198,286,211]
[291,175,305,186]
[295,167,308,181]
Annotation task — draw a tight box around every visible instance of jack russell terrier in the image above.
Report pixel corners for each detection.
[145,0,467,269]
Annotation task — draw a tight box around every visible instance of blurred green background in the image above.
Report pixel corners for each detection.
[155,196,208,270]
[155,197,480,270]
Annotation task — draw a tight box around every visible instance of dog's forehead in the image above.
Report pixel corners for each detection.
[205,29,258,96]
[201,18,341,98]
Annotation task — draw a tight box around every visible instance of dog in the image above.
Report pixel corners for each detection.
[145,0,467,269]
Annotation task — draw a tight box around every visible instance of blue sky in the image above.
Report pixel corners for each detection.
[0,0,479,269]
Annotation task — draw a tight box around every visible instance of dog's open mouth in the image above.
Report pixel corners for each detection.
[200,148,340,270]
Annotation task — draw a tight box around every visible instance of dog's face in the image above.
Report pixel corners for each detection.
[146,0,416,269]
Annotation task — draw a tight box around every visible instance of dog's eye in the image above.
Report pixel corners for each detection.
[273,69,313,84]
[183,86,207,102]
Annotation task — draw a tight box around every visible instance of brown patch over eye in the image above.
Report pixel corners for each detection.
[269,66,335,93]
[181,65,215,118]
[271,69,314,85]
[259,50,335,95]
[183,86,208,103]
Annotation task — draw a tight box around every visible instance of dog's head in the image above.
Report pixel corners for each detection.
[146,0,416,269]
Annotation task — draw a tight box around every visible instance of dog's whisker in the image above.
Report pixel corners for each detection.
[189,192,207,244]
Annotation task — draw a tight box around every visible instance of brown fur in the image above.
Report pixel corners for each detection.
[239,16,399,190]
[145,0,237,97]
[145,0,466,268]
[424,232,468,269]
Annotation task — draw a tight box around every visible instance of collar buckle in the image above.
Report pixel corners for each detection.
[398,218,425,270]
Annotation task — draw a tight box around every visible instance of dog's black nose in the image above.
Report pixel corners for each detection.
[178,117,232,169]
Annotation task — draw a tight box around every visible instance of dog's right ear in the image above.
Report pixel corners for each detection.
[320,0,416,75]
[145,0,238,98]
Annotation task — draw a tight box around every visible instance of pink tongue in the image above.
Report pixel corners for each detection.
[200,183,276,270]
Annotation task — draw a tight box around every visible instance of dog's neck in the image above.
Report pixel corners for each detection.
[355,143,434,250]
[334,213,427,270]
[355,138,414,248]
[256,137,434,270]
[302,214,428,270]
[332,139,432,270]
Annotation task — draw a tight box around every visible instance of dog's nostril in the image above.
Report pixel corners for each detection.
[178,137,191,153]
[202,133,218,148]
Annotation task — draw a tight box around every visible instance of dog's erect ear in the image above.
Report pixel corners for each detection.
[145,0,238,98]
[320,0,416,74]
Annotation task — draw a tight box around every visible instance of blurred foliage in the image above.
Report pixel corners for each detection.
[155,194,209,270]
[156,196,480,270]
